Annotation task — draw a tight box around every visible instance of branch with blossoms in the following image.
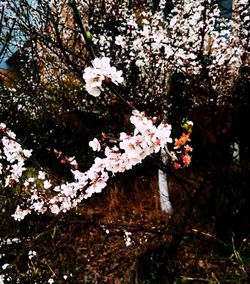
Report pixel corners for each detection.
[0,123,32,188]
[1,0,248,124]
[0,72,193,221]
[1,108,190,221]
[0,0,196,222]
[71,0,194,167]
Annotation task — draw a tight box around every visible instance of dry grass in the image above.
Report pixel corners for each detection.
[1,165,249,283]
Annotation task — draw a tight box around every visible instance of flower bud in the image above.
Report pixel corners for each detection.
[85,31,93,40]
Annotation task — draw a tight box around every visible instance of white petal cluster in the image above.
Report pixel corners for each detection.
[0,123,32,187]
[89,0,248,106]
[88,138,101,152]
[1,113,172,220]
[124,230,132,247]
[83,57,124,97]
[11,205,30,221]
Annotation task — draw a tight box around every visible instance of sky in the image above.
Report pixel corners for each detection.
[0,0,38,69]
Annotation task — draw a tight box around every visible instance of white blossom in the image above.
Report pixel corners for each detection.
[83,57,124,97]
[89,138,101,152]
[11,206,30,221]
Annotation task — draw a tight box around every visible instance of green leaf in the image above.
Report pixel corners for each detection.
[85,31,93,40]
[51,226,57,240]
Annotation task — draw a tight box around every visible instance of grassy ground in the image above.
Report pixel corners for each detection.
[0,166,249,283]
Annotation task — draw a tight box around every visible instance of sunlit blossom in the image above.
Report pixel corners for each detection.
[83,57,124,97]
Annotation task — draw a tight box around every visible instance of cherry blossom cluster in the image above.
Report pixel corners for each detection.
[4,0,247,225]
[166,0,249,95]
[1,0,248,126]
[88,0,248,110]
[83,57,124,97]
[0,109,174,221]
[0,123,32,188]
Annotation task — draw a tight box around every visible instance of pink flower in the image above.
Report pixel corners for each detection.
[50,204,60,215]
[12,206,30,221]
[182,154,191,167]
[33,201,45,212]
[184,144,193,152]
